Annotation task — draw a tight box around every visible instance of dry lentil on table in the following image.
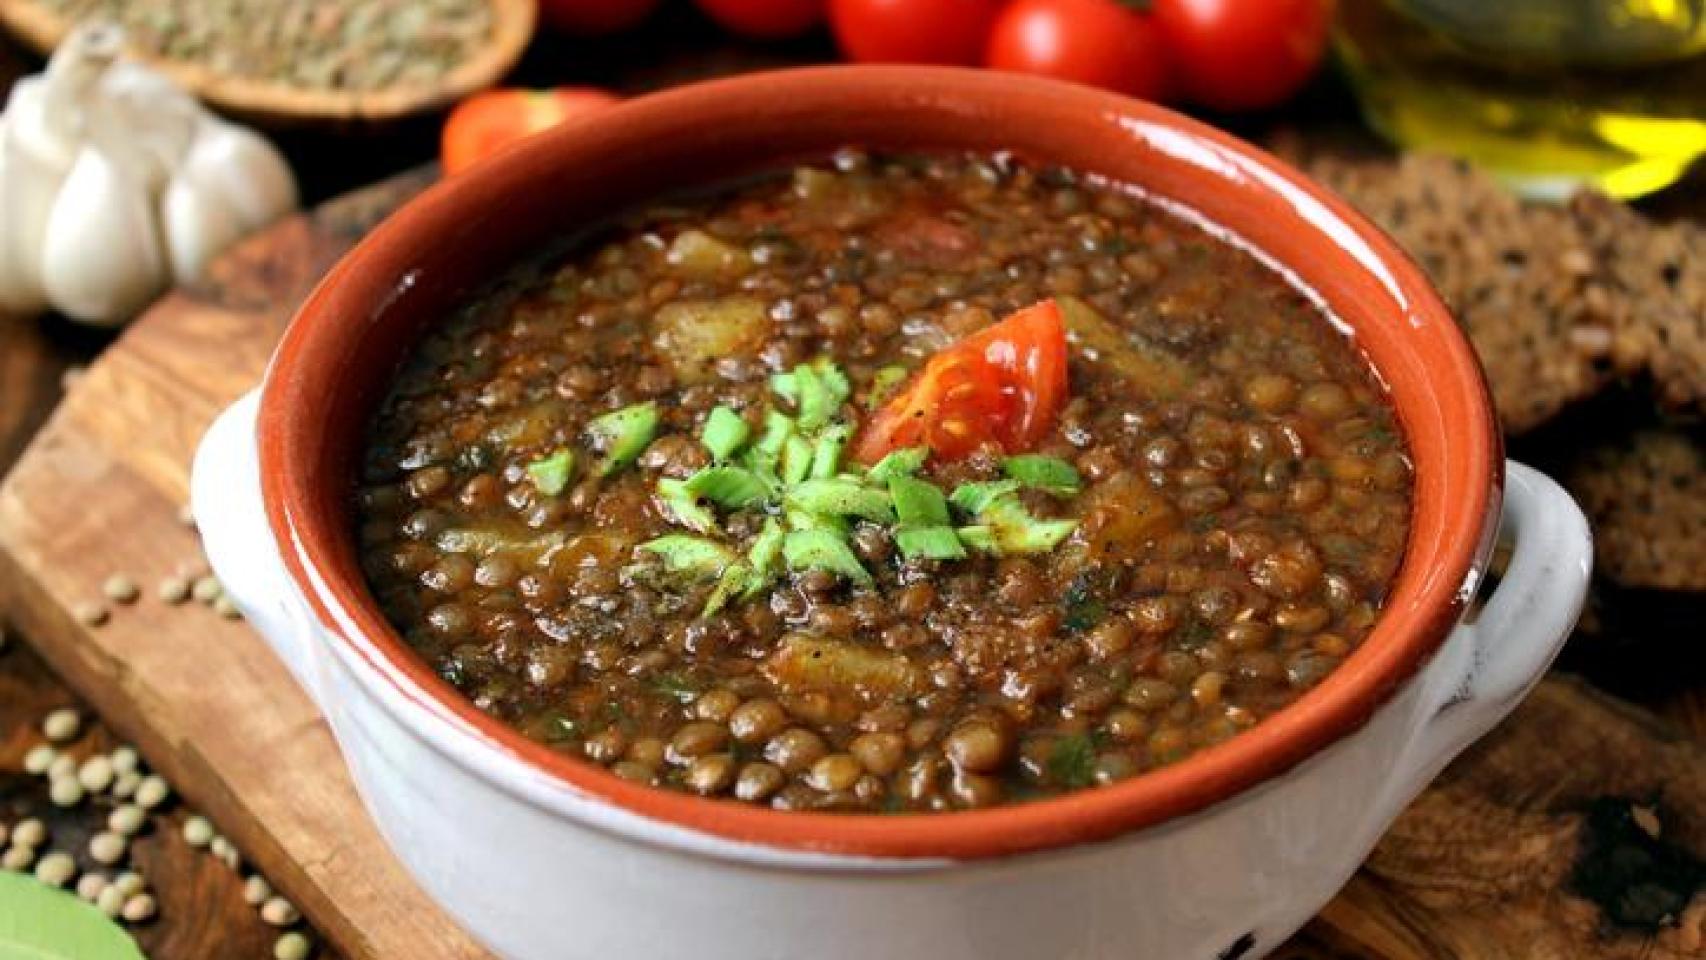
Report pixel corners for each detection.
[357,150,1412,812]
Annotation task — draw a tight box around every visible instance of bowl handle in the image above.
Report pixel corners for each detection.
[191,389,323,707]
[1376,460,1591,815]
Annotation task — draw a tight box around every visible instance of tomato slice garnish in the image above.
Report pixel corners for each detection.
[853,299,1069,464]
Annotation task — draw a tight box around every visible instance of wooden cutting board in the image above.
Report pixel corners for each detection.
[0,170,1699,960]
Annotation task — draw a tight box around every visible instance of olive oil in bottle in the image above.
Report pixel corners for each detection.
[1334,0,1706,200]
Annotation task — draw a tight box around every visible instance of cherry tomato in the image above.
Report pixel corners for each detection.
[440,89,620,177]
[854,299,1069,464]
[829,0,1005,65]
[539,0,660,35]
[695,0,825,39]
[1151,0,1332,112]
[985,0,1171,101]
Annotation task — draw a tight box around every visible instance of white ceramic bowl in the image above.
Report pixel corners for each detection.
[192,68,1593,960]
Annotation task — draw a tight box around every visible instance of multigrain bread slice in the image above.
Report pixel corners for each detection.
[1566,427,1706,592]
[1273,139,1702,433]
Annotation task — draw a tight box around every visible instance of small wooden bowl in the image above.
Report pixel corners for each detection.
[0,0,535,127]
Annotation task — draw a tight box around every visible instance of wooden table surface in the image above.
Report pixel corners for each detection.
[1,8,1700,959]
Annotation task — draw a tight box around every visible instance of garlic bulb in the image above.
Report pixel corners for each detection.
[0,22,298,326]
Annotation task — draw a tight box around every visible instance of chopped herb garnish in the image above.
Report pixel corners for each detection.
[787,478,895,522]
[780,434,814,486]
[1003,454,1082,496]
[525,448,575,496]
[782,528,872,586]
[949,480,1021,515]
[1048,733,1097,789]
[895,525,966,561]
[638,535,735,580]
[866,445,927,483]
[1061,569,1111,632]
[956,525,998,553]
[683,465,771,510]
[656,478,718,534]
[587,402,658,476]
[650,671,701,703]
[889,476,950,527]
[809,421,852,479]
[744,517,786,596]
[699,406,750,461]
[703,561,753,617]
[867,365,910,409]
[978,497,1078,554]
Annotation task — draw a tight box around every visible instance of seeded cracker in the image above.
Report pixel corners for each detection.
[1566,428,1706,591]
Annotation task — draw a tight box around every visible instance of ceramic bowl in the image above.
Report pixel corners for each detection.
[192,67,1592,960]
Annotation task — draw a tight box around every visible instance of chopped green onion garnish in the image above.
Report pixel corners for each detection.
[1003,455,1082,496]
[656,479,717,534]
[949,480,1021,516]
[780,434,814,486]
[699,406,750,461]
[889,476,950,527]
[525,449,575,496]
[979,498,1079,555]
[784,506,849,536]
[744,517,786,597]
[638,535,735,579]
[809,422,852,479]
[812,357,852,405]
[867,365,909,409]
[782,529,872,586]
[702,561,751,617]
[683,465,770,510]
[866,446,927,484]
[895,525,966,561]
[793,363,834,432]
[956,525,998,553]
[769,370,799,404]
[787,479,895,522]
[752,410,794,459]
[587,402,658,476]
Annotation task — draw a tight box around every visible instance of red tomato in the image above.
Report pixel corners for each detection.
[829,0,1005,65]
[1151,0,1332,112]
[985,0,1171,101]
[539,0,660,35]
[854,299,1069,464]
[695,0,825,39]
[440,89,620,177]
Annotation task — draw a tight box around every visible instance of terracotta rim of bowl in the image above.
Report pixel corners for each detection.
[257,66,1501,861]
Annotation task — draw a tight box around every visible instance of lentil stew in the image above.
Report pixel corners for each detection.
[355,151,1413,813]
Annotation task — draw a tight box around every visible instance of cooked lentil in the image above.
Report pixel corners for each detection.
[357,151,1412,812]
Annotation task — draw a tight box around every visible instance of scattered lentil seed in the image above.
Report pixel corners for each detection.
[42,707,82,743]
[89,831,128,865]
[121,892,157,924]
[76,871,109,902]
[78,755,116,793]
[112,770,141,799]
[274,931,314,960]
[134,775,171,810]
[109,745,139,775]
[192,576,224,605]
[183,815,215,847]
[210,835,234,860]
[49,776,86,808]
[214,595,244,620]
[177,503,196,527]
[74,601,109,626]
[219,846,241,870]
[112,871,145,897]
[158,575,191,604]
[34,851,76,887]
[243,873,273,906]
[23,744,57,775]
[12,819,46,849]
[260,895,300,927]
[102,574,140,604]
[1,845,35,871]
[108,804,146,837]
[95,885,126,918]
